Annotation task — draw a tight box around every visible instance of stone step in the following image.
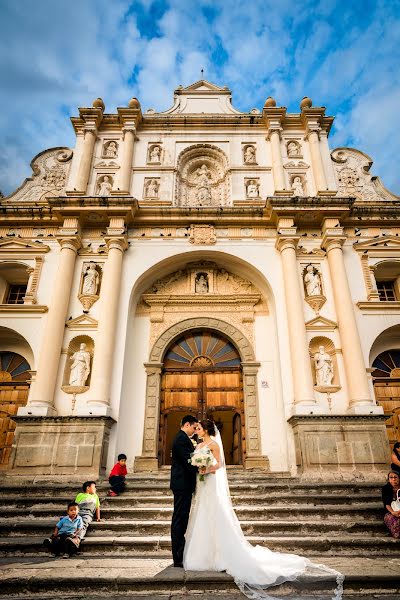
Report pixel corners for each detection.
[0,518,388,537]
[0,534,399,558]
[0,556,398,599]
[0,504,383,521]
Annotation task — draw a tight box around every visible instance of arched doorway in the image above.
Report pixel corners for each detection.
[0,351,30,468]
[372,349,400,446]
[158,330,245,466]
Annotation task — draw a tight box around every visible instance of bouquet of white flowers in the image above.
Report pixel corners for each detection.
[188,447,214,481]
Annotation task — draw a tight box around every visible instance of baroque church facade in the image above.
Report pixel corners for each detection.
[0,80,399,480]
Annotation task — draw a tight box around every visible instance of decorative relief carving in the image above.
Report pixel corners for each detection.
[195,272,209,293]
[286,140,302,158]
[189,224,217,245]
[175,144,230,207]
[78,262,102,311]
[291,175,306,196]
[144,178,160,199]
[96,175,113,196]
[245,178,260,198]
[62,336,94,395]
[148,144,162,164]
[302,264,326,314]
[103,140,118,158]
[4,147,73,202]
[243,144,257,164]
[296,246,325,257]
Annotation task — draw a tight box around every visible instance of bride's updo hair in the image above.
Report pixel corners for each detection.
[199,418,216,436]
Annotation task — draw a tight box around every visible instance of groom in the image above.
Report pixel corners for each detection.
[170,414,199,568]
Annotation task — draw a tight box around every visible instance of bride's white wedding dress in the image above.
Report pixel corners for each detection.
[183,433,344,600]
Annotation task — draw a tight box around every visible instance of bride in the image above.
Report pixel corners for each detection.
[184,419,344,600]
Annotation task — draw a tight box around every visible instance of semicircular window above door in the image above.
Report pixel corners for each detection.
[164,331,241,369]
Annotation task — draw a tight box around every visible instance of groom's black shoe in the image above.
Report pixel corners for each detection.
[173,563,183,568]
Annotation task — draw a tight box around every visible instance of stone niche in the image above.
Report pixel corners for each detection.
[288,415,390,481]
[9,416,114,479]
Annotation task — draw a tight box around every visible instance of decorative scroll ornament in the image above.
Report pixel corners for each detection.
[189,224,217,245]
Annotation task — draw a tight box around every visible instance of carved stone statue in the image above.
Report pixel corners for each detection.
[292,176,304,196]
[150,145,161,162]
[195,164,212,203]
[304,265,322,296]
[246,180,259,198]
[195,273,209,294]
[287,141,300,158]
[82,263,100,296]
[105,141,117,158]
[146,179,159,198]
[244,145,256,163]
[97,175,112,196]
[314,346,334,386]
[69,343,91,387]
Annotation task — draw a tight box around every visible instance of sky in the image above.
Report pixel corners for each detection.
[0,0,399,196]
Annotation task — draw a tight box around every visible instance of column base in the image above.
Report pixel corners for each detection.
[76,404,112,417]
[290,402,328,416]
[9,416,115,478]
[244,455,269,470]
[288,414,390,480]
[17,405,57,417]
[347,403,384,415]
[134,456,159,472]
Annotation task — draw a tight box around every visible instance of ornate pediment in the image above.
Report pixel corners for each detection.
[65,314,98,330]
[0,239,50,254]
[161,80,244,116]
[305,316,337,331]
[353,236,400,256]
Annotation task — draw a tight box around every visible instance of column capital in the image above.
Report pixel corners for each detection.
[265,126,282,141]
[105,236,128,252]
[57,236,82,252]
[144,362,163,375]
[304,126,321,141]
[321,218,346,251]
[276,235,300,252]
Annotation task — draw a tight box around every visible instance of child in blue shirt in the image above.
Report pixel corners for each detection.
[43,502,83,558]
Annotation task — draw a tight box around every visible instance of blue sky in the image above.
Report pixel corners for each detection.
[0,0,399,196]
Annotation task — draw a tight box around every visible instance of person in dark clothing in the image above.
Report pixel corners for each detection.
[108,453,128,496]
[390,442,400,475]
[170,414,199,568]
[382,471,400,538]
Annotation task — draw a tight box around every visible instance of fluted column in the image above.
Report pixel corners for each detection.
[269,129,286,192]
[307,128,328,192]
[87,233,128,414]
[322,222,381,413]
[276,234,316,410]
[20,226,81,415]
[75,127,97,193]
[115,126,135,194]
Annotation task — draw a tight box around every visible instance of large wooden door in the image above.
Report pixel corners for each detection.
[159,331,245,466]
[372,350,400,446]
[0,352,31,469]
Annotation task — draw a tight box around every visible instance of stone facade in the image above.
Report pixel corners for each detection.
[0,80,399,480]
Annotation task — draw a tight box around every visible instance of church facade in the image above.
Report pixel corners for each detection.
[0,80,399,480]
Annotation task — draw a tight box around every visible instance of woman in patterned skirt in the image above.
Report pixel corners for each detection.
[382,471,400,538]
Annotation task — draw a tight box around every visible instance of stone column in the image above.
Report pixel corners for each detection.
[114,126,135,194]
[307,128,328,193]
[86,229,128,414]
[75,127,97,194]
[269,129,286,192]
[322,221,381,413]
[241,362,269,469]
[20,224,81,416]
[276,229,316,411]
[134,362,163,472]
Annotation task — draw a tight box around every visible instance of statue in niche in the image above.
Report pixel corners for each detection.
[314,346,334,386]
[69,343,91,387]
[105,141,117,158]
[82,263,100,296]
[195,273,209,294]
[246,180,259,198]
[244,145,256,163]
[304,265,322,296]
[146,179,159,198]
[287,141,301,158]
[291,176,304,196]
[150,145,161,162]
[97,175,112,196]
[195,164,212,204]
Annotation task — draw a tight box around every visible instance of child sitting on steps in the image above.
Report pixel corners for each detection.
[43,502,83,558]
[75,480,101,539]
[108,453,128,497]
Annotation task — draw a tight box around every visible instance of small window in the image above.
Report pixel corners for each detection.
[376,281,396,301]
[6,284,27,304]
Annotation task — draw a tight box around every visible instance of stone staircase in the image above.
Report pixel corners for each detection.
[0,471,399,599]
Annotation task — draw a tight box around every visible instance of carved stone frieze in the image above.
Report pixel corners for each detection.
[189,224,217,245]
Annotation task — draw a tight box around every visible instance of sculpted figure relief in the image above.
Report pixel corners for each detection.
[304,265,322,296]
[246,180,259,198]
[195,164,212,204]
[314,346,334,386]
[150,145,161,162]
[146,179,159,198]
[291,176,305,196]
[195,273,209,294]
[287,141,301,158]
[82,263,100,296]
[69,343,91,387]
[244,145,256,163]
[105,141,117,158]
[97,175,112,196]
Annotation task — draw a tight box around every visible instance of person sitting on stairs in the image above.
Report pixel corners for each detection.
[75,480,101,540]
[108,453,128,497]
[43,502,83,558]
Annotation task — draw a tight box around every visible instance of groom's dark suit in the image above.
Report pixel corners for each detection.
[170,429,197,567]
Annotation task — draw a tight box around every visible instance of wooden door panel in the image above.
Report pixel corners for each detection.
[0,385,28,467]
[374,381,400,444]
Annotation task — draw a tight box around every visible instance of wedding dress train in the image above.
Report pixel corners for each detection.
[183,433,344,600]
